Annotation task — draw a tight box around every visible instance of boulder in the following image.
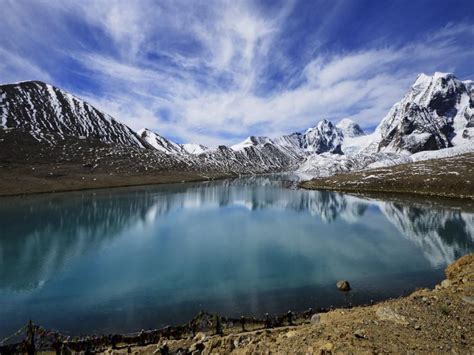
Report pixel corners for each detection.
[336,280,351,291]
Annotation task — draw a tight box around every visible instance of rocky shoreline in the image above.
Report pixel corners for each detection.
[102,254,474,354]
[1,256,472,354]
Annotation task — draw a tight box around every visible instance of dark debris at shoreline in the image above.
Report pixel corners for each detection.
[0,306,345,353]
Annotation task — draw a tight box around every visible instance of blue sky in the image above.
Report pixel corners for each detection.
[1,0,473,146]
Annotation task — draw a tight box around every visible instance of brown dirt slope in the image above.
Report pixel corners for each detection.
[300,153,474,200]
[0,130,229,196]
[106,254,474,354]
[0,166,226,196]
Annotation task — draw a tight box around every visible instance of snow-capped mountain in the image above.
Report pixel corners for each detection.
[138,129,210,155]
[135,127,299,173]
[229,119,345,168]
[298,73,474,176]
[372,72,473,154]
[302,119,344,154]
[231,136,274,150]
[231,119,344,156]
[182,143,209,155]
[0,81,301,174]
[232,133,306,163]
[199,143,301,173]
[0,81,145,147]
[138,128,185,154]
[1,72,473,177]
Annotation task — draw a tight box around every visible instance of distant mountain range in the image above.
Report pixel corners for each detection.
[0,72,472,175]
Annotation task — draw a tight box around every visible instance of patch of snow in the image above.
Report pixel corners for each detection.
[411,144,474,162]
[341,132,376,156]
[181,143,209,155]
[231,136,273,151]
[0,90,7,127]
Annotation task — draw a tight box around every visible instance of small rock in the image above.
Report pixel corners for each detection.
[193,332,206,342]
[414,325,421,330]
[376,306,409,325]
[441,279,451,289]
[311,313,321,324]
[336,280,351,291]
[285,330,298,338]
[354,329,367,339]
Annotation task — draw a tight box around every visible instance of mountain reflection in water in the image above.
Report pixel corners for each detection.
[0,176,472,336]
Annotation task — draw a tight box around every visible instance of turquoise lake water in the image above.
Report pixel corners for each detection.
[0,175,473,337]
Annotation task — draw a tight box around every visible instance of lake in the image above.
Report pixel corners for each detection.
[0,175,473,338]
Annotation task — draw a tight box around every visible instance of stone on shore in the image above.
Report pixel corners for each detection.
[310,313,321,324]
[376,306,409,325]
[336,280,351,291]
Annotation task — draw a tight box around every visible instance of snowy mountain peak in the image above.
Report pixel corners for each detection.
[231,135,272,151]
[138,128,210,155]
[306,119,331,134]
[181,143,209,155]
[374,72,472,154]
[303,119,343,154]
[415,71,454,84]
[230,119,344,157]
[410,72,466,110]
[137,128,184,154]
[0,80,145,147]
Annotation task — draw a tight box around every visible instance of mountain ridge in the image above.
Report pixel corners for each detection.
[0,80,146,148]
[1,72,473,177]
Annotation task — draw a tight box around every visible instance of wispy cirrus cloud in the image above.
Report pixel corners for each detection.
[0,48,53,84]
[0,0,473,146]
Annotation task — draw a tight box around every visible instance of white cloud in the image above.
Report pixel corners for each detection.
[0,1,473,147]
[0,48,53,84]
